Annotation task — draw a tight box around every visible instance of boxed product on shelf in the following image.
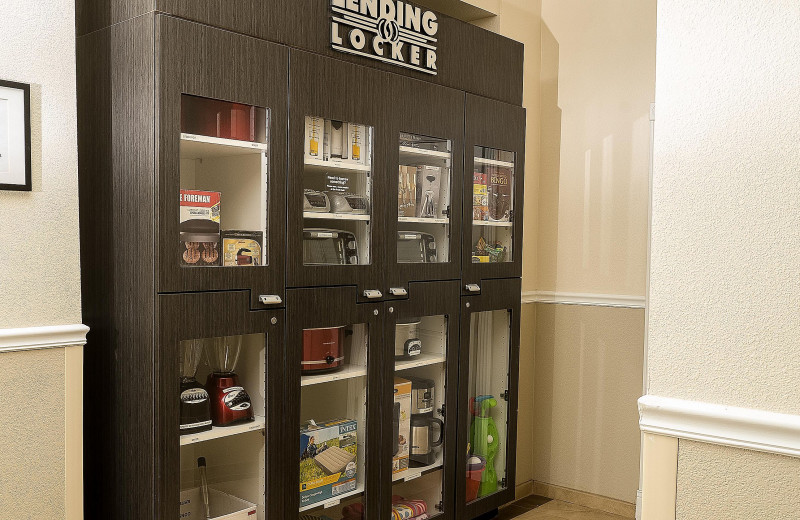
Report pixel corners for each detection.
[305,116,324,160]
[415,166,442,219]
[221,230,263,266]
[179,487,257,519]
[393,378,412,479]
[473,172,488,221]
[299,418,358,507]
[180,189,221,267]
[398,166,417,217]
[349,123,366,165]
[327,120,349,162]
[488,165,512,222]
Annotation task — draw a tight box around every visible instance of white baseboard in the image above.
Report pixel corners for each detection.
[522,290,645,308]
[0,324,89,352]
[639,395,800,458]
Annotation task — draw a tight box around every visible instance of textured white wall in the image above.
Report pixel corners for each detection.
[676,441,800,519]
[0,0,81,329]
[648,0,800,415]
[649,1,800,516]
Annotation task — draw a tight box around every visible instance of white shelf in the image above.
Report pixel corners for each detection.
[399,146,451,167]
[398,216,449,225]
[392,459,444,482]
[179,416,266,446]
[473,220,513,227]
[474,156,515,168]
[299,484,365,512]
[304,211,371,221]
[301,364,368,387]
[180,133,268,159]
[395,353,447,372]
[305,157,372,175]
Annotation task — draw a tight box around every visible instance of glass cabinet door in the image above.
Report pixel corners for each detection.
[397,133,452,265]
[180,95,270,269]
[470,146,515,264]
[179,333,267,518]
[287,287,382,520]
[301,116,374,267]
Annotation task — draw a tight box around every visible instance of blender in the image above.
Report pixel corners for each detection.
[204,335,254,426]
[179,339,212,434]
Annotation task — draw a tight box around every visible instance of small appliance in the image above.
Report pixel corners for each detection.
[415,166,442,218]
[409,414,444,467]
[409,378,436,415]
[303,228,359,265]
[394,318,422,360]
[327,191,369,214]
[304,189,331,212]
[179,339,212,435]
[301,326,346,373]
[204,335,254,427]
[397,231,437,264]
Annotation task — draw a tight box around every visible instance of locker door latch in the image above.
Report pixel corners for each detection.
[363,289,383,299]
[259,295,282,305]
[389,287,407,296]
[465,284,481,293]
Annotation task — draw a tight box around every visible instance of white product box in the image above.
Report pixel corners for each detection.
[179,487,257,519]
[305,116,324,161]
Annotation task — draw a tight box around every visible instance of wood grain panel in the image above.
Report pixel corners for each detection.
[156,16,289,309]
[462,94,527,292]
[155,0,524,105]
[77,14,157,519]
[76,0,155,37]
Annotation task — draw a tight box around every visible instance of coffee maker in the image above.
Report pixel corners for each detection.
[179,339,212,435]
[204,335,254,426]
[408,377,444,467]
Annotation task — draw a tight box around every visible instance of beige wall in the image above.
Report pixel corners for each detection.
[538,0,654,296]
[648,0,800,517]
[533,304,644,503]
[0,0,82,518]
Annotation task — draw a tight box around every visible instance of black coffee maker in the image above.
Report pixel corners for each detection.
[179,339,212,435]
[408,377,444,467]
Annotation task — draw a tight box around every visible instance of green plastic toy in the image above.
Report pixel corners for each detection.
[469,395,499,497]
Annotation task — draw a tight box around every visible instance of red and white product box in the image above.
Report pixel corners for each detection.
[179,190,221,267]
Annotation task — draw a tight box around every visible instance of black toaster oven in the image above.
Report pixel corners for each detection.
[397,231,437,263]
[303,228,359,265]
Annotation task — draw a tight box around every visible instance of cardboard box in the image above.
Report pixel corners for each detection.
[222,230,263,266]
[415,166,442,219]
[393,378,412,479]
[488,165,512,222]
[305,116,324,160]
[299,418,358,508]
[180,190,221,266]
[472,172,488,221]
[179,487,257,519]
[398,166,417,217]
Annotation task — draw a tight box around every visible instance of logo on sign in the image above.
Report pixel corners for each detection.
[330,0,439,76]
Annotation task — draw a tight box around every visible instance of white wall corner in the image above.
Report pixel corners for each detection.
[0,324,89,353]
[639,395,800,459]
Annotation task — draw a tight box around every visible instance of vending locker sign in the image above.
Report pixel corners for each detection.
[330,0,439,76]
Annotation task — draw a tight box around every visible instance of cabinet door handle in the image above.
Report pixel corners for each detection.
[389,287,407,296]
[363,289,383,299]
[259,295,282,305]
[465,284,481,293]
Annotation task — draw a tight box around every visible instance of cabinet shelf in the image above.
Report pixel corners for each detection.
[474,156,515,168]
[300,365,368,387]
[299,484,365,512]
[395,353,447,372]
[472,220,513,227]
[305,157,372,175]
[304,211,371,221]
[179,416,266,446]
[398,216,449,225]
[399,146,451,168]
[392,459,444,483]
[180,133,268,159]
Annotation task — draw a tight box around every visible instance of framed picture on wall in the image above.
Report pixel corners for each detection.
[0,80,32,191]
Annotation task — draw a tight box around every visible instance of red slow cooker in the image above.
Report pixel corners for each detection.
[302,326,346,373]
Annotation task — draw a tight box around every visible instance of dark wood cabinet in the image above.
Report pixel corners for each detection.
[77,4,525,520]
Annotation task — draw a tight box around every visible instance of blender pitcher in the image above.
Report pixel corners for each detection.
[204,335,254,426]
[179,339,212,434]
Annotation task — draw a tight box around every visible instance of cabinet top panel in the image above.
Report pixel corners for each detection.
[76,0,524,106]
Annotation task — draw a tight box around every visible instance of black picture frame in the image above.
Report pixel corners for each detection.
[0,79,32,191]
